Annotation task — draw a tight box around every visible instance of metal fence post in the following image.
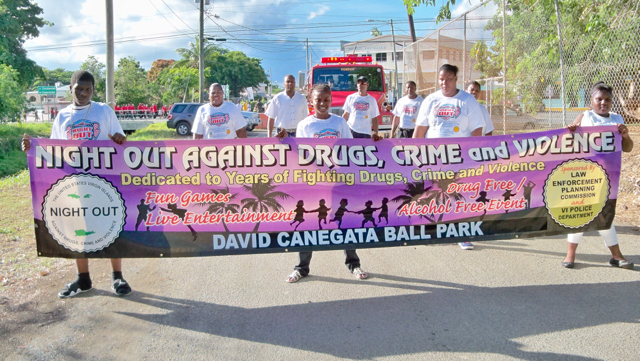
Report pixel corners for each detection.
[554,0,567,126]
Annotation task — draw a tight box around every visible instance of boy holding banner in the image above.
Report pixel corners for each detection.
[22,70,131,298]
[285,84,369,283]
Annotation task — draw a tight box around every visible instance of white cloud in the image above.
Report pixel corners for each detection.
[451,0,498,18]
[308,5,329,20]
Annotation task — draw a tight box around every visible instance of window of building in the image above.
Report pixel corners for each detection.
[394,52,403,61]
[422,50,435,60]
[376,53,387,62]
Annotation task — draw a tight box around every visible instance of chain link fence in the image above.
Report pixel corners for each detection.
[403,0,640,134]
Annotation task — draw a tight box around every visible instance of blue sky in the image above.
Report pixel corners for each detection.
[24,0,483,86]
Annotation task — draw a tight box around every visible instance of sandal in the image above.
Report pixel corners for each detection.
[352,267,368,279]
[286,270,304,283]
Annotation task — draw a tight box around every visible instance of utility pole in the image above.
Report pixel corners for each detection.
[105,0,115,109]
[198,0,204,103]
[269,68,272,97]
[407,5,417,43]
[306,38,310,78]
[390,19,399,102]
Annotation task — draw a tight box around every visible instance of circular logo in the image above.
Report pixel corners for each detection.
[453,126,460,132]
[42,174,126,253]
[226,129,231,134]
[544,159,609,228]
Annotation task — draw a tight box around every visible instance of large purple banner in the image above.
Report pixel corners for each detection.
[28,127,621,258]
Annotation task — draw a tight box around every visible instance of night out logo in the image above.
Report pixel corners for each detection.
[208,113,230,126]
[42,174,125,253]
[434,105,461,120]
[404,105,418,115]
[354,101,370,111]
[65,120,100,140]
[314,129,340,138]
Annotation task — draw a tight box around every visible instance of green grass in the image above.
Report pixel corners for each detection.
[127,122,184,141]
[0,123,52,178]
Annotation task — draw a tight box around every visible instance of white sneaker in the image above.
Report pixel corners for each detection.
[459,242,474,250]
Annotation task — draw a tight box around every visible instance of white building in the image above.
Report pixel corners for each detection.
[25,82,71,117]
[342,35,413,98]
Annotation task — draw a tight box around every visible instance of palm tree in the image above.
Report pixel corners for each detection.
[241,179,293,232]
[391,181,435,222]
[174,36,222,69]
[199,186,240,233]
[421,173,465,222]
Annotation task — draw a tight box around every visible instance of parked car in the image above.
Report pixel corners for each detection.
[490,107,543,132]
[166,102,261,136]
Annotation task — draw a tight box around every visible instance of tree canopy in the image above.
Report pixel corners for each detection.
[0,0,49,87]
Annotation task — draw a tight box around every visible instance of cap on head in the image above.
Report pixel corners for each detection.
[357,76,368,83]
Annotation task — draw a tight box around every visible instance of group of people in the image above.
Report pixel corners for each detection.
[21,64,635,299]
[114,103,168,119]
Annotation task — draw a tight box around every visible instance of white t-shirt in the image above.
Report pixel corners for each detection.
[192,102,247,139]
[479,104,495,135]
[296,114,353,139]
[264,91,309,129]
[580,110,624,127]
[392,95,423,129]
[416,90,484,138]
[342,93,380,134]
[50,101,123,141]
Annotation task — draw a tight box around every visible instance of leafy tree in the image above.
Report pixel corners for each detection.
[207,51,268,97]
[0,64,26,122]
[0,0,49,87]
[370,27,382,36]
[34,68,74,87]
[148,59,175,82]
[158,66,204,104]
[403,0,458,23]
[483,0,640,118]
[114,56,148,105]
[80,56,106,102]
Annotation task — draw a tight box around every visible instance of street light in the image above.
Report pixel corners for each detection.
[205,37,226,42]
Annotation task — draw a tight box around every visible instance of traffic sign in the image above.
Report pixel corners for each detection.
[38,86,57,95]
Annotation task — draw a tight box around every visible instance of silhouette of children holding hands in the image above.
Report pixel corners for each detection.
[329,198,351,229]
[290,200,307,231]
[160,203,198,241]
[377,198,389,225]
[355,200,380,227]
[135,199,156,231]
[307,199,331,229]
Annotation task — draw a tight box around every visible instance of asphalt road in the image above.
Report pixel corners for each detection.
[2,228,639,360]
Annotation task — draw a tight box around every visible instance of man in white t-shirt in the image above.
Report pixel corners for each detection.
[391,80,423,138]
[342,76,382,140]
[22,70,131,298]
[192,83,247,140]
[266,74,309,138]
[466,81,494,136]
[414,64,484,250]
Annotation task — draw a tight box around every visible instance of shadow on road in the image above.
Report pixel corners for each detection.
[116,278,640,360]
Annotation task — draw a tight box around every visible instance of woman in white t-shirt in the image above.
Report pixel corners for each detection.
[413,64,484,140]
[193,83,247,140]
[286,84,369,283]
[414,64,484,251]
[562,82,635,269]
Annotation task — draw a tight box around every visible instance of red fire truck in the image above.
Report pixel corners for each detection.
[309,55,393,130]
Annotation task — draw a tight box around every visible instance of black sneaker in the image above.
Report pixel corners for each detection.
[111,278,132,296]
[58,280,93,298]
